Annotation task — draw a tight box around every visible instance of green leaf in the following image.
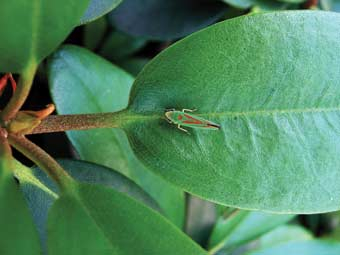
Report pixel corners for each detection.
[208,210,294,253]
[222,0,255,9]
[16,159,160,254]
[14,160,57,255]
[325,211,340,240]
[80,0,122,24]
[0,0,90,72]
[60,159,161,211]
[245,241,340,255]
[48,45,185,228]
[221,0,295,11]
[256,225,313,249]
[277,0,305,3]
[83,17,108,50]
[213,224,312,254]
[99,31,147,61]
[0,157,41,254]
[108,0,227,40]
[320,0,331,10]
[48,183,207,255]
[123,11,340,213]
[251,0,292,11]
[320,0,340,11]
[118,58,150,76]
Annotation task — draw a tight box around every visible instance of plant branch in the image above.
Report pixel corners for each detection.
[30,111,126,134]
[0,61,38,123]
[8,134,73,191]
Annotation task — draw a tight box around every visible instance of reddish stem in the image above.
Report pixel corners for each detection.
[304,0,318,8]
[0,62,37,124]
[30,112,124,134]
[0,73,16,95]
[8,134,73,191]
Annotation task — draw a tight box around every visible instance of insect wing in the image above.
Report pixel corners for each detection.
[182,113,205,125]
[182,113,220,129]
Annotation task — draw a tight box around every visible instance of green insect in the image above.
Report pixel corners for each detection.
[165,108,220,133]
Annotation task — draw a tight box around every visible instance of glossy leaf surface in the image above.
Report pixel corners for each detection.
[222,0,255,8]
[245,241,340,255]
[123,11,340,213]
[83,17,108,50]
[80,0,122,24]
[251,0,294,11]
[108,0,227,40]
[208,210,294,253]
[16,159,160,253]
[256,225,312,249]
[48,183,207,255]
[278,0,305,3]
[14,161,57,254]
[118,58,149,76]
[320,0,340,11]
[0,155,41,254]
[0,0,90,72]
[99,31,147,61]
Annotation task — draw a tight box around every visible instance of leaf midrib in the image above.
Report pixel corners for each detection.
[29,0,41,64]
[201,106,340,118]
[70,191,117,253]
[125,106,340,122]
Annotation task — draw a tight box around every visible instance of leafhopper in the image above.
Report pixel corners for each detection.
[165,108,220,133]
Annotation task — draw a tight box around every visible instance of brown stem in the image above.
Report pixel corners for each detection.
[0,62,38,123]
[8,134,73,191]
[30,111,127,134]
[304,0,318,8]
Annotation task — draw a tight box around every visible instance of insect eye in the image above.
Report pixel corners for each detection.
[178,115,183,120]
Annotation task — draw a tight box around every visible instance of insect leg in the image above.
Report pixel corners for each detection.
[182,108,197,113]
[177,124,189,133]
